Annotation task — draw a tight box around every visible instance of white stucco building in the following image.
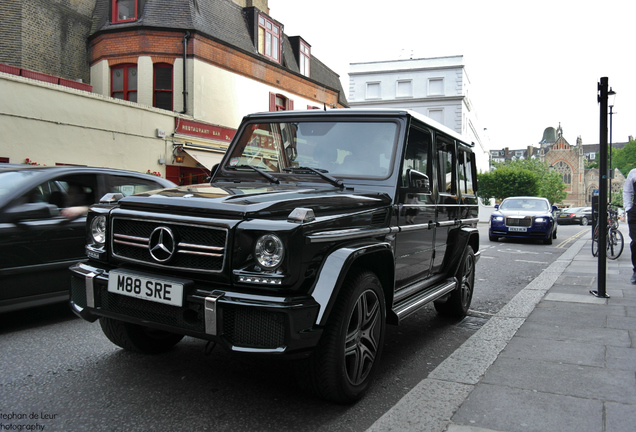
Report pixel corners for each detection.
[348,56,490,173]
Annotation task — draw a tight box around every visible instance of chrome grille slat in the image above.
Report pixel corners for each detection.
[177,250,223,257]
[178,243,224,252]
[114,239,148,248]
[114,233,149,242]
[111,217,228,273]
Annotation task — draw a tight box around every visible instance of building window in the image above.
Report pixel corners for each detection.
[396,80,412,98]
[366,82,380,99]
[428,78,444,96]
[554,160,572,185]
[153,64,173,111]
[269,93,293,111]
[299,41,311,77]
[111,64,137,102]
[112,0,137,23]
[258,15,280,62]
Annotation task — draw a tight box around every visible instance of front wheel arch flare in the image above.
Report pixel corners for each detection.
[312,244,394,327]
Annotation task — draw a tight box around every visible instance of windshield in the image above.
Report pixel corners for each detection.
[0,170,42,200]
[500,198,549,211]
[226,121,398,178]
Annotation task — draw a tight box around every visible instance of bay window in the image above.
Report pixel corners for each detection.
[153,63,173,111]
[111,64,137,102]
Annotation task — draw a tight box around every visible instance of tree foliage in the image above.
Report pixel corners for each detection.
[477,158,567,205]
[611,138,636,177]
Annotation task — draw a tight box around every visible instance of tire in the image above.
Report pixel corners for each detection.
[581,217,588,226]
[607,229,624,260]
[434,246,475,317]
[99,317,184,354]
[489,235,498,242]
[300,270,386,403]
[544,233,553,245]
[553,228,558,239]
[591,228,599,257]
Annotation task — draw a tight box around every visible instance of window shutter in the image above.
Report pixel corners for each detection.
[287,99,294,110]
[269,92,276,112]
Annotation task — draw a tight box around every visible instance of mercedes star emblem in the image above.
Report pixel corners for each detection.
[148,226,176,262]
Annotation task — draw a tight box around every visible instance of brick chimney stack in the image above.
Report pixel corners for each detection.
[233,0,269,14]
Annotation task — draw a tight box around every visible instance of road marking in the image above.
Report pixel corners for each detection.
[498,248,539,254]
[555,228,589,249]
[515,259,549,264]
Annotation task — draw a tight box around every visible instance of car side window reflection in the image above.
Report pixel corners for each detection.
[107,176,164,196]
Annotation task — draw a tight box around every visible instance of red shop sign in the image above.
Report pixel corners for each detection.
[175,118,235,143]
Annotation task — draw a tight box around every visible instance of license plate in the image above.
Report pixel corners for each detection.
[108,270,184,307]
[559,214,567,218]
[508,227,527,232]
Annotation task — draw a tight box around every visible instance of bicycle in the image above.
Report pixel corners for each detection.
[591,203,624,260]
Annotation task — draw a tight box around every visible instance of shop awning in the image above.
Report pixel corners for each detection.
[183,148,224,171]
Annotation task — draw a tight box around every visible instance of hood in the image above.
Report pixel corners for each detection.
[496,209,551,217]
[117,182,392,218]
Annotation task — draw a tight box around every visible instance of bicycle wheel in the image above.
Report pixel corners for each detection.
[607,228,624,260]
[591,225,599,257]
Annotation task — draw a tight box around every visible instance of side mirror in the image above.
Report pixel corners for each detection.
[99,193,124,204]
[494,204,500,210]
[406,169,430,193]
[4,203,60,223]
[552,205,558,212]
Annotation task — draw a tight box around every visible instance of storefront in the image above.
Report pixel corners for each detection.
[167,118,236,185]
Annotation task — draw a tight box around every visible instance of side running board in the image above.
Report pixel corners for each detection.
[392,278,457,321]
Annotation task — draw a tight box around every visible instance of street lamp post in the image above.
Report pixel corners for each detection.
[591,77,612,298]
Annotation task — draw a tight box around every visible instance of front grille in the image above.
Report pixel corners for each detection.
[223,306,286,349]
[505,217,532,227]
[111,218,227,272]
[100,288,205,332]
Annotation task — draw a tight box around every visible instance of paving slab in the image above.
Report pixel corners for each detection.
[481,357,636,403]
[499,336,606,367]
[451,384,602,432]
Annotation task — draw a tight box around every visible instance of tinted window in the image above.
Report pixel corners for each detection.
[106,175,165,196]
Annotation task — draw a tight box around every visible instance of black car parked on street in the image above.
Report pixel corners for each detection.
[0,165,175,313]
[69,109,480,403]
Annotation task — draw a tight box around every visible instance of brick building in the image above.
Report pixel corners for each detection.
[0,0,347,184]
[489,124,628,207]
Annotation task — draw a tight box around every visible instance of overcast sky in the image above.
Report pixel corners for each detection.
[268,0,635,151]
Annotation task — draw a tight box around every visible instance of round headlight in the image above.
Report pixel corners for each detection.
[90,215,107,245]
[255,234,284,269]
[492,216,504,222]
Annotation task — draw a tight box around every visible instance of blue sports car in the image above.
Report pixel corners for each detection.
[489,196,558,244]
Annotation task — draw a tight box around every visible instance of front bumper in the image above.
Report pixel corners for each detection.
[489,224,553,239]
[69,262,322,357]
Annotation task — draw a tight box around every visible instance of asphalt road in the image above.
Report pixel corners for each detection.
[0,223,590,432]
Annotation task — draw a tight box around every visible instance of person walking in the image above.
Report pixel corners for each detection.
[623,167,636,283]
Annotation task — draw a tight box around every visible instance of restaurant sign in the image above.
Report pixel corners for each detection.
[175,118,235,143]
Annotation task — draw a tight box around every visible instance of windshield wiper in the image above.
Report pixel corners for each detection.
[283,166,344,189]
[226,164,280,184]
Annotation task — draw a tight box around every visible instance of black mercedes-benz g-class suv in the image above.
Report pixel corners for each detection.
[70,109,480,403]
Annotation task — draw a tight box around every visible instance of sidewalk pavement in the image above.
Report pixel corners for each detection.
[367,227,636,432]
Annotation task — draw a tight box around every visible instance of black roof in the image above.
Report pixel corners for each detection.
[90,0,347,106]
